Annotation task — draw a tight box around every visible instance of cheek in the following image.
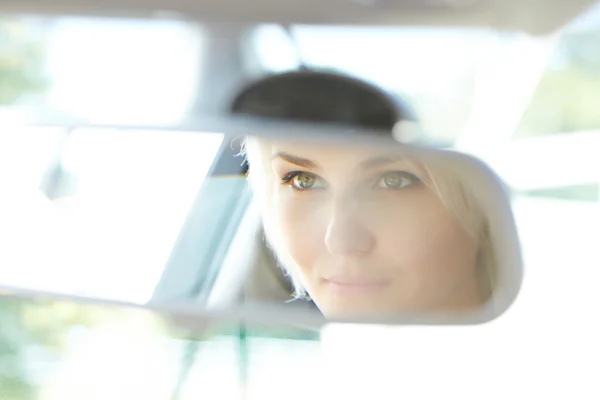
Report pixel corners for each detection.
[374,193,478,278]
[273,189,327,274]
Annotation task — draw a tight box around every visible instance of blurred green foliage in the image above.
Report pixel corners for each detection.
[0,297,180,398]
[0,301,35,400]
[0,298,103,399]
[0,16,49,399]
[516,27,600,136]
[0,19,47,105]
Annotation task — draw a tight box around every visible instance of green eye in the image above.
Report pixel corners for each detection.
[378,171,419,189]
[293,173,316,189]
[281,171,324,191]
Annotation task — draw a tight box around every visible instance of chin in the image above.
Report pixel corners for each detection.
[318,300,402,321]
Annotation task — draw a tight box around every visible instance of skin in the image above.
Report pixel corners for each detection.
[267,140,483,319]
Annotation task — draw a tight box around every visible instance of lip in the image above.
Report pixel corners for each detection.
[323,277,392,295]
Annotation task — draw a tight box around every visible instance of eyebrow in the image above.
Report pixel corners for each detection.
[271,152,318,168]
[271,152,404,170]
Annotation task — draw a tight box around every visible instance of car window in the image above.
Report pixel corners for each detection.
[0,15,226,302]
[515,2,600,137]
[0,126,223,303]
[3,15,201,125]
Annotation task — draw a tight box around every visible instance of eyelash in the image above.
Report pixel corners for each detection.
[280,171,321,190]
[376,171,421,189]
[281,171,300,183]
[280,170,421,191]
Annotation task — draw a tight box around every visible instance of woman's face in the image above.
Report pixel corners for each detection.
[267,140,483,319]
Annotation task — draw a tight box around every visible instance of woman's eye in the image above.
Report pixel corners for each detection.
[282,172,324,190]
[377,171,420,189]
[293,173,316,189]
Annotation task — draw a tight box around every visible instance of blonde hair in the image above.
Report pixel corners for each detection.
[241,136,522,319]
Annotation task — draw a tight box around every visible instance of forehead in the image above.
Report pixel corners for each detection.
[269,139,408,162]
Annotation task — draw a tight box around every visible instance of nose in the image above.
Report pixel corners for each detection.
[324,198,375,256]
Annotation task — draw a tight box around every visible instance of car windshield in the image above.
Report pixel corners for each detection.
[2,12,599,300]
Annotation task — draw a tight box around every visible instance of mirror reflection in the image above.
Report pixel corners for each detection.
[240,138,520,322]
[225,69,521,322]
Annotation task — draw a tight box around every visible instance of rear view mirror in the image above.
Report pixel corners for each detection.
[239,137,522,324]
[190,71,521,322]
[215,70,522,324]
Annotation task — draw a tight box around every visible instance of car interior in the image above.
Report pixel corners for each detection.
[1,0,600,398]
[2,0,598,315]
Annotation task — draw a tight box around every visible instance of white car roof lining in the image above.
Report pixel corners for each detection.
[1,0,597,35]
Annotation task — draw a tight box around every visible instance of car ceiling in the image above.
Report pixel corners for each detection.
[0,0,597,35]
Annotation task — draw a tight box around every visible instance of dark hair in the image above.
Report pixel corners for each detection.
[230,70,417,131]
